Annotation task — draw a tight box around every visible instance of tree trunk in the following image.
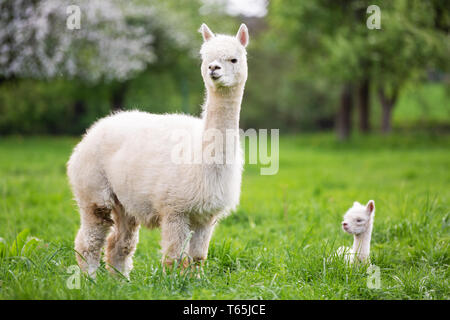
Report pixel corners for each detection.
[336,84,354,140]
[381,102,392,133]
[358,78,370,133]
[378,88,398,134]
[74,99,85,118]
[111,81,129,111]
[71,99,86,134]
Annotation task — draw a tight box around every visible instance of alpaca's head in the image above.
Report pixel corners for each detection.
[342,200,375,235]
[199,23,249,90]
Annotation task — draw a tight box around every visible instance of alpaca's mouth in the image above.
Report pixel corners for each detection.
[210,74,222,80]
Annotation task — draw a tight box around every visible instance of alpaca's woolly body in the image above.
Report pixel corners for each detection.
[68,111,242,225]
[67,24,249,278]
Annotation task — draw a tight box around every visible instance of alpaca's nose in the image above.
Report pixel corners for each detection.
[208,63,221,71]
[342,222,348,227]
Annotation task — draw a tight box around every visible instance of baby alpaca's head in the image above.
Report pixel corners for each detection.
[342,200,375,235]
[199,23,249,89]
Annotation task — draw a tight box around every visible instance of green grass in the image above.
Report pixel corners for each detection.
[393,83,450,127]
[0,132,449,299]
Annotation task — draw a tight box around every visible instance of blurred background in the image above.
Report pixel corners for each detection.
[0,0,448,140]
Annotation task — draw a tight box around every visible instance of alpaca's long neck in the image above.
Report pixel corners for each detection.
[352,221,373,261]
[201,85,243,162]
[202,85,243,133]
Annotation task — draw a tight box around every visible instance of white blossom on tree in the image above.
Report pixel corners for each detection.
[0,0,196,82]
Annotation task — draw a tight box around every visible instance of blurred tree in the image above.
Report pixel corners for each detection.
[269,0,449,137]
[0,0,202,110]
[0,0,246,135]
[0,0,156,82]
[269,0,371,139]
[369,0,449,133]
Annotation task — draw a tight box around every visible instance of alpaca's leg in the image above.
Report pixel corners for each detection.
[160,213,191,269]
[75,205,113,278]
[105,206,140,279]
[188,223,215,264]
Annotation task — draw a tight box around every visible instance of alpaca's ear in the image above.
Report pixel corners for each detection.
[236,24,249,47]
[200,23,214,42]
[353,201,360,207]
[366,200,375,215]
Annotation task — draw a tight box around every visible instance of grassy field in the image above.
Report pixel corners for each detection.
[0,132,448,299]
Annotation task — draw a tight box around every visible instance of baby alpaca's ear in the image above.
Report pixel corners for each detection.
[200,23,214,42]
[366,200,375,215]
[236,23,249,47]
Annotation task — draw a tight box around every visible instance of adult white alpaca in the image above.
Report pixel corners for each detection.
[336,200,375,264]
[67,23,249,278]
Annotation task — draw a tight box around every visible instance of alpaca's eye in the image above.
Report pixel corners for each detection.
[230,58,238,63]
[356,219,363,223]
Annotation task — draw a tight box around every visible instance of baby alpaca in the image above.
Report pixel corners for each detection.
[67,23,249,278]
[336,200,375,264]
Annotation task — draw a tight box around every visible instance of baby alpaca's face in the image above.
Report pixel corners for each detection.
[342,201,375,235]
[199,24,249,89]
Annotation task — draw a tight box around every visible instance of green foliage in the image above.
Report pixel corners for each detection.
[367,0,449,89]
[0,80,111,134]
[0,1,448,134]
[270,0,449,86]
[0,134,448,299]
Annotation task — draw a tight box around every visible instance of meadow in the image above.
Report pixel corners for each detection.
[0,132,448,299]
